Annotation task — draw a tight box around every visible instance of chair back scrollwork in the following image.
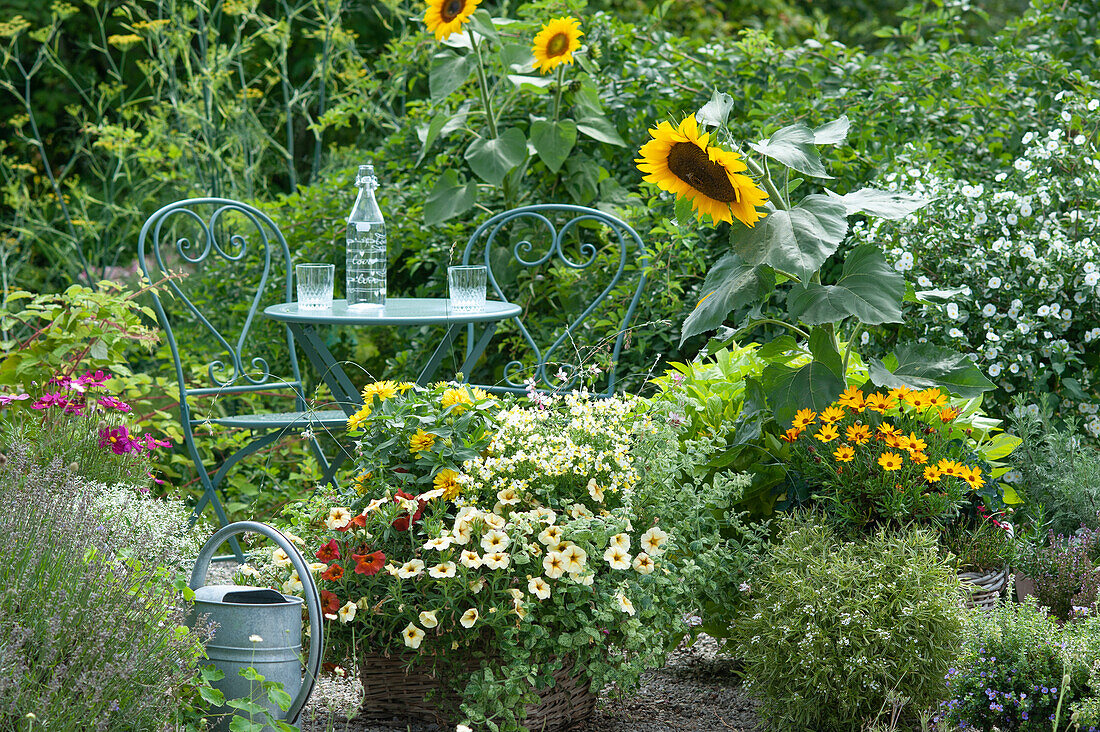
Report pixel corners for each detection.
[461,204,648,396]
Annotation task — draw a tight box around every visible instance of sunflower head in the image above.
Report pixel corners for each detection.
[423,0,482,40]
[636,115,769,227]
[532,16,583,74]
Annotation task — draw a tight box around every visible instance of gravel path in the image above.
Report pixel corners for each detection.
[205,562,762,732]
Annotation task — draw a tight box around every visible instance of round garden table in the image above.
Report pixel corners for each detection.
[263,298,521,415]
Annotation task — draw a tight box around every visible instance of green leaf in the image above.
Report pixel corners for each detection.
[732,194,848,282]
[826,187,930,219]
[429,50,476,102]
[576,116,627,147]
[424,171,478,224]
[506,74,555,89]
[464,127,527,185]
[1002,484,1024,505]
[228,716,265,732]
[787,245,904,325]
[226,699,268,717]
[416,102,471,166]
[674,194,695,225]
[529,119,577,174]
[982,433,1021,461]
[762,360,845,427]
[239,667,264,682]
[467,9,499,42]
[867,342,995,398]
[681,253,775,344]
[813,116,851,145]
[748,122,831,179]
[267,685,293,711]
[695,90,734,128]
[198,685,225,706]
[808,326,842,376]
[756,335,798,361]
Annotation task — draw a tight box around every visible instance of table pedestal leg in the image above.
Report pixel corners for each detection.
[290,323,363,415]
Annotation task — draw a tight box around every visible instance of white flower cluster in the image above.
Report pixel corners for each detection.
[851,90,1100,438]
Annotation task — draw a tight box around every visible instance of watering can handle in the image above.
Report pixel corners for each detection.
[190,521,323,725]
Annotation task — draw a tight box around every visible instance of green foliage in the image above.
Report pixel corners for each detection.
[943,598,1100,731]
[1008,401,1100,535]
[733,515,964,730]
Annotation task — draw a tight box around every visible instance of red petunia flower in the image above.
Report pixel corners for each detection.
[320,563,344,581]
[353,550,386,576]
[316,539,340,562]
[337,513,367,532]
[320,590,340,614]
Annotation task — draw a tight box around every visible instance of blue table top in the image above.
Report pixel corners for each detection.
[263,298,521,326]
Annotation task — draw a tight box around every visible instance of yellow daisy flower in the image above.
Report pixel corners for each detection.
[361,380,400,404]
[792,408,817,430]
[532,16,583,74]
[819,406,846,424]
[636,115,768,227]
[878,452,904,471]
[345,404,371,432]
[441,386,474,414]
[924,466,942,483]
[837,387,866,412]
[423,0,481,40]
[409,428,436,453]
[433,468,461,500]
[814,424,839,443]
[833,444,856,462]
[845,424,872,445]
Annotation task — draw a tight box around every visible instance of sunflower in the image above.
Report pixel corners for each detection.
[636,115,768,227]
[423,0,481,40]
[532,16,583,74]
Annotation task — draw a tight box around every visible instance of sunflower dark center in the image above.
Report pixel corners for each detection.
[546,32,570,57]
[667,142,739,203]
[441,0,465,22]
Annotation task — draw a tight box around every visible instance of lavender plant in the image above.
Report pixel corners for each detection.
[0,444,212,731]
[1017,527,1100,622]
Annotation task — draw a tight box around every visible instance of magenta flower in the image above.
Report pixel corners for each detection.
[139,433,171,452]
[96,396,132,413]
[63,401,84,416]
[99,426,139,455]
[0,393,30,406]
[78,370,112,389]
[32,392,69,410]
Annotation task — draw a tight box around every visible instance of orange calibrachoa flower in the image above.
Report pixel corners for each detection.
[815,424,840,443]
[878,452,904,471]
[837,386,866,412]
[820,406,846,424]
[833,444,856,462]
[792,408,817,430]
[845,423,872,445]
[321,563,344,581]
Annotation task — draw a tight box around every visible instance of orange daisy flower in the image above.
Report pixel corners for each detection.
[792,408,817,430]
[845,424,872,445]
[780,427,804,443]
[833,444,856,462]
[865,393,897,414]
[820,406,846,424]
[837,386,866,412]
[924,466,942,483]
[815,424,840,443]
[878,452,904,471]
[939,406,960,423]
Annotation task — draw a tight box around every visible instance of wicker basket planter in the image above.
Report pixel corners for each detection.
[358,653,596,731]
[958,566,1010,609]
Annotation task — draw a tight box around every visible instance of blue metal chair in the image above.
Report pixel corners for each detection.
[138,198,348,551]
[459,204,649,397]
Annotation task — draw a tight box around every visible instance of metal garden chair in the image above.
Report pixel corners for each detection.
[138,198,349,555]
[458,204,649,397]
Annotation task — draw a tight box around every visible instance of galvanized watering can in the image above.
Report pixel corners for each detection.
[189,521,324,731]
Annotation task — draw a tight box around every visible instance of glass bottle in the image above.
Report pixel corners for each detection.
[345,164,386,310]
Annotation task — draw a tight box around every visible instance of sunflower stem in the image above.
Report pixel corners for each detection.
[742,154,786,211]
[469,28,498,139]
[843,323,863,376]
[552,64,565,123]
[740,317,810,340]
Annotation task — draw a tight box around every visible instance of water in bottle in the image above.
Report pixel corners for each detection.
[346,164,386,310]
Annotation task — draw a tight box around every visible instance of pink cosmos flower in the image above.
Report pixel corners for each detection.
[0,393,30,406]
[32,393,69,410]
[100,426,139,455]
[97,396,132,413]
[139,432,171,452]
[78,370,112,389]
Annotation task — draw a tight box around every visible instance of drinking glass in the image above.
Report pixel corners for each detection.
[296,263,335,309]
[448,265,487,313]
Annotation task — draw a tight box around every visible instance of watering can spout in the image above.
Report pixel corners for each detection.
[189,521,324,731]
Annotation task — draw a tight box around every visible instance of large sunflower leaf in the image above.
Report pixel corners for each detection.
[867,343,995,398]
[423,170,478,224]
[695,89,735,129]
[464,127,527,186]
[576,115,627,147]
[813,116,851,145]
[429,50,477,101]
[762,360,845,427]
[416,102,472,166]
[787,244,904,325]
[749,122,832,179]
[530,119,577,173]
[680,252,776,345]
[826,187,931,219]
[731,194,848,282]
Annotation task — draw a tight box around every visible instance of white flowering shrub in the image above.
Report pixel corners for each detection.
[88,482,208,567]
[734,516,964,731]
[851,90,1100,437]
